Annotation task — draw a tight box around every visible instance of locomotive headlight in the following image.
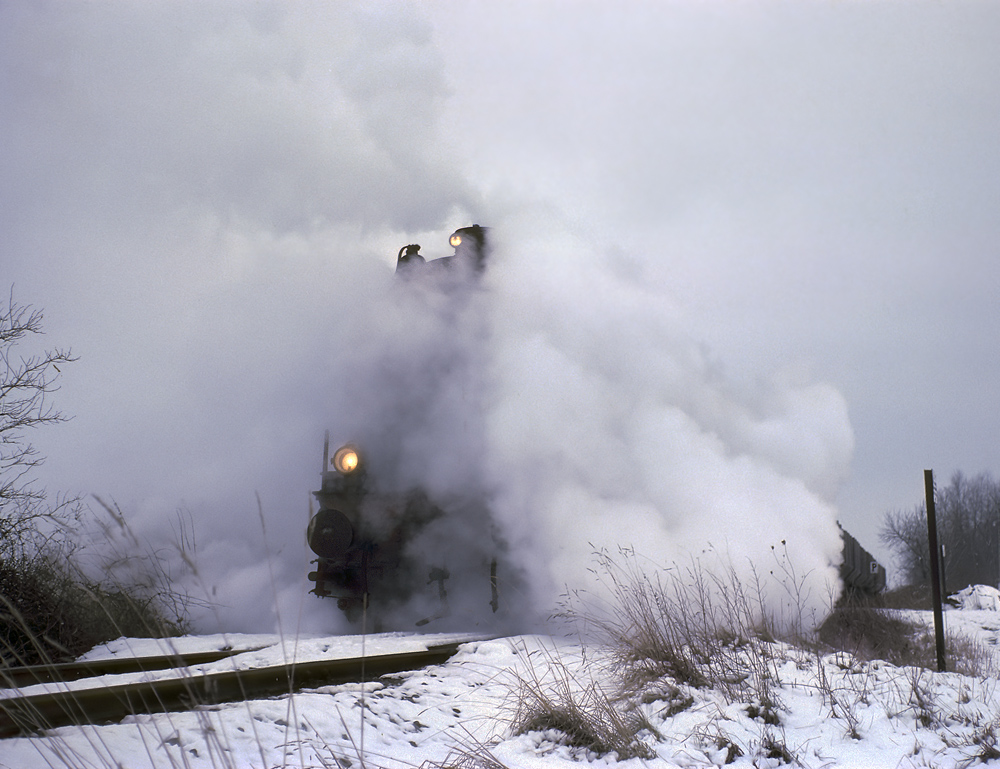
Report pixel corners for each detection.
[449,233,463,248]
[332,445,360,474]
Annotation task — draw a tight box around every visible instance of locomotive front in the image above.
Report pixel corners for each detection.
[306,225,502,626]
[307,436,451,622]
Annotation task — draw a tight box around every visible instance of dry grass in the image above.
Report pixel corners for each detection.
[555,546,790,714]
[508,656,655,760]
[878,584,937,611]
[819,600,999,677]
[818,606,927,668]
[540,548,1000,766]
[9,523,1000,769]
[422,747,511,769]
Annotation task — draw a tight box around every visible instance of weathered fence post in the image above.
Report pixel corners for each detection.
[925,469,947,672]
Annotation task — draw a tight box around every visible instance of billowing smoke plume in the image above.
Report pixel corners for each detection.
[1,3,862,636]
[301,208,850,633]
[482,213,851,628]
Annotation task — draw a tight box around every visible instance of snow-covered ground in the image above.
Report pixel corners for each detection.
[4,598,1000,768]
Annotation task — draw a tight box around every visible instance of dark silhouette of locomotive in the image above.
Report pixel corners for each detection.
[307,437,499,624]
[307,226,500,625]
[839,524,887,597]
[395,224,490,277]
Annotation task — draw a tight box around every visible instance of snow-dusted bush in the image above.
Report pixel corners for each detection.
[1,500,194,667]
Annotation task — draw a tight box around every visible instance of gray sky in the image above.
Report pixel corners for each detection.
[2,1,998,630]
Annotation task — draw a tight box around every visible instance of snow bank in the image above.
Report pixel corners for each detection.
[950,584,1000,611]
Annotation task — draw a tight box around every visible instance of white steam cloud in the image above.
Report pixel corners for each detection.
[1,2,878,634]
[296,208,851,632]
[483,214,850,625]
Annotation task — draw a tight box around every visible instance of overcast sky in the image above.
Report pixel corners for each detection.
[3,1,998,632]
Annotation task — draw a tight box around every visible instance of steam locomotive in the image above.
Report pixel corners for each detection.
[305,225,885,625]
[839,525,887,597]
[306,226,501,626]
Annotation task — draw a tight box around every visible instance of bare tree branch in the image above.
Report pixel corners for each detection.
[0,288,79,556]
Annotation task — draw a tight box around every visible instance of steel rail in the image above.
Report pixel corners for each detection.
[0,642,464,739]
[1,647,268,688]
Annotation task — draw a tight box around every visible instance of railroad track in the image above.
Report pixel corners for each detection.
[0,646,269,688]
[0,642,466,739]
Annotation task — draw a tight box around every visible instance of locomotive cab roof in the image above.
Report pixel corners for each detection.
[396,225,490,279]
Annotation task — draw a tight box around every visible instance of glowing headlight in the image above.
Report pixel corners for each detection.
[449,233,463,248]
[332,445,360,474]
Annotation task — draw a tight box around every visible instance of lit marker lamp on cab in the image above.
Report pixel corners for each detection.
[332,445,360,474]
[449,233,463,248]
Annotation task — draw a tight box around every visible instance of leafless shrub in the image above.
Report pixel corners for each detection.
[0,292,184,661]
[559,550,710,689]
[0,499,197,667]
[85,496,202,634]
[689,720,746,765]
[830,689,862,740]
[0,292,78,556]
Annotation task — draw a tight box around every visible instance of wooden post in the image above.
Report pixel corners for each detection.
[925,469,947,672]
